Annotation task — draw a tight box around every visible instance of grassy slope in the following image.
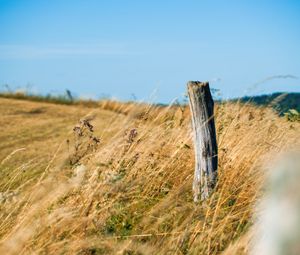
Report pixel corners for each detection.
[0,98,299,255]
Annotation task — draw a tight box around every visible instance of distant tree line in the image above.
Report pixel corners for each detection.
[235,92,300,115]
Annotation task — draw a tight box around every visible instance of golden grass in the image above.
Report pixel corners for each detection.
[0,97,299,255]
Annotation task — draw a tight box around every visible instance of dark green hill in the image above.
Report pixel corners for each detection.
[236,92,300,115]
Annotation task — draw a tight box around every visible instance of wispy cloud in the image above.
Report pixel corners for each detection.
[0,43,138,59]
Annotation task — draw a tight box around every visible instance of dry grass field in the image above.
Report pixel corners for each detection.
[0,97,299,254]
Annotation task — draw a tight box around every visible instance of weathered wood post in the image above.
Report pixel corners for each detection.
[187,81,218,202]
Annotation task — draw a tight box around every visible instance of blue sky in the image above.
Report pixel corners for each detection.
[0,0,299,102]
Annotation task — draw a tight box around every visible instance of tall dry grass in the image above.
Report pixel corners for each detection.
[0,98,299,255]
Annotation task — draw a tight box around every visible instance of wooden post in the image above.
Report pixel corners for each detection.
[187,81,218,202]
